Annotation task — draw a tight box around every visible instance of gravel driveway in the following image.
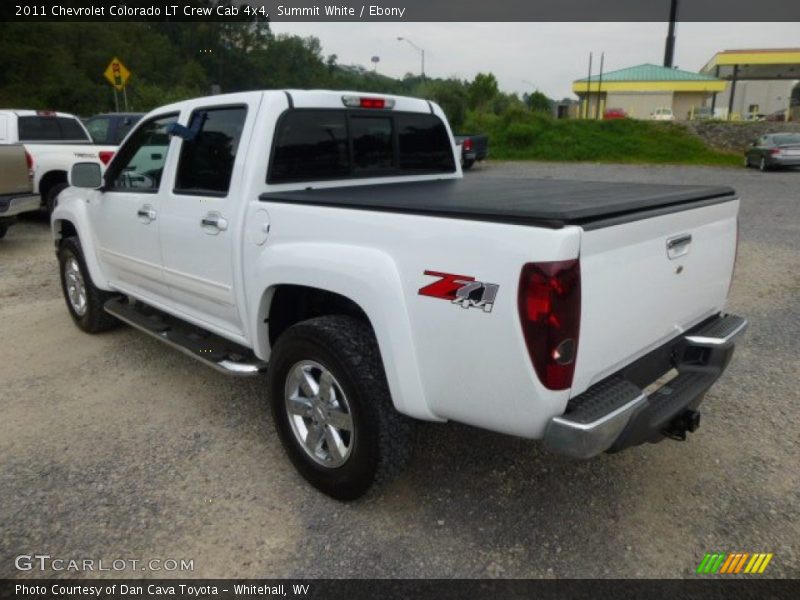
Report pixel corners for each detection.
[1,161,798,579]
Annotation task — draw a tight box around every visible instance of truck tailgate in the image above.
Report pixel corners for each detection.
[571,198,739,395]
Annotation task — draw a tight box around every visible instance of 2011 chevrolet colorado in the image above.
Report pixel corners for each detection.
[52,90,746,499]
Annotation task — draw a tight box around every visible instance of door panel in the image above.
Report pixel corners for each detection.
[159,103,251,335]
[91,113,177,302]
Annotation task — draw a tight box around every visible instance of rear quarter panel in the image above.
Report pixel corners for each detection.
[244,201,581,437]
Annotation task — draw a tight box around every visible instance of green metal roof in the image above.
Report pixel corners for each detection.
[575,63,721,83]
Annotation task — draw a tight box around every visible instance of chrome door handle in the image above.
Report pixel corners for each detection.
[137,205,157,223]
[666,233,692,259]
[201,212,228,234]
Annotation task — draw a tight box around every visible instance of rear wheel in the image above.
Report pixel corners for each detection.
[58,237,120,333]
[462,158,475,170]
[0,224,7,239]
[267,315,414,500]
[45,182,69,215]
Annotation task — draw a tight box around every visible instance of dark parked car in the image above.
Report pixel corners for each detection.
[453,134,488,170]
[83,112,143,145]
[744,133,800,171]
[603,107,627,120]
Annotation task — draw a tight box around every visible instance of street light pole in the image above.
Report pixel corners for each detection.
[397,37,425,80]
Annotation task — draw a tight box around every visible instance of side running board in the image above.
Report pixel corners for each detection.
[104,297,267,376]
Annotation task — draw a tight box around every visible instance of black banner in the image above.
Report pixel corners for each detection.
[2,0,800,22]
[3,579,800,600]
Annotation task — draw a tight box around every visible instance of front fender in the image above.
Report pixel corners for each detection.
[50,187,111,291]
[248,242,440,422]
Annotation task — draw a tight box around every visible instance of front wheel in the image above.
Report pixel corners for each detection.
[267,315,414,500]
[58,237,120,333]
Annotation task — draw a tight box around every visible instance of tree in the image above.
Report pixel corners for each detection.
[525,90,553,114]
[467,73,499,112]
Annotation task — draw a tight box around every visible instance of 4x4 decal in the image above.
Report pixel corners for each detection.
[418,271,499,313]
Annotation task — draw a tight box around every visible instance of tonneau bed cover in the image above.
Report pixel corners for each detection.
[260,178,735,229]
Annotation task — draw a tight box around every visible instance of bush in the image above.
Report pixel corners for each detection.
[464,108,740,166]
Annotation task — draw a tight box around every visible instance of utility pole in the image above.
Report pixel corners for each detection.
[663,0,679,68]
[595,52,605,120]
[397,37,425,80]
[585,52,593,119]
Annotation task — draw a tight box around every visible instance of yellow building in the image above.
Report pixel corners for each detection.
[700,48,800,120]
[572,63,726,120]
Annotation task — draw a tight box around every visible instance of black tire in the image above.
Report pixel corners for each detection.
[57,237,120,333]
[45,182,69,215]
[267,315,414,500]
[462,158,475,170]
[0,224,7,239]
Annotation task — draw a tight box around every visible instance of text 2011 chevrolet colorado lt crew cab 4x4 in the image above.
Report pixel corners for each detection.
[52,90,747,499]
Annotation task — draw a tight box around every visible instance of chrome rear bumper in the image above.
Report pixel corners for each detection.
[0,194,41,218]
[544,313,747,459]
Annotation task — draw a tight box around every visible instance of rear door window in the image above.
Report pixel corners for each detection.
[174,106,247,196]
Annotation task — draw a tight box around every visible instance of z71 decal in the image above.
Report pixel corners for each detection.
[418,270,499,313]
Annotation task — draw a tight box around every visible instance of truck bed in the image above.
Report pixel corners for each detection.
[260,178,735,229]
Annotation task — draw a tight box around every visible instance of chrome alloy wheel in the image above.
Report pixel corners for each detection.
[64,257,87,316]
[284,360,354,468]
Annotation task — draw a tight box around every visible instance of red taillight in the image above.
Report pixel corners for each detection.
[341,95,395,109]
[24,149,34,171]
[463,137,473,152]
[360,97,385,109]
[99,150,115,165]
[518,260,581,391]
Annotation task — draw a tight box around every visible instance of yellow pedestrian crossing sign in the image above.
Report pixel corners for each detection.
[104,57,131,91]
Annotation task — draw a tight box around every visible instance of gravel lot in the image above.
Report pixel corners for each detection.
[1,162,798,579]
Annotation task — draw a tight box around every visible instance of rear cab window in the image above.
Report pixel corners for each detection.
[269,109,455,184]
[18,116,90,142]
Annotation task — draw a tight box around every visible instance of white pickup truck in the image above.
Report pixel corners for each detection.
[52,90,747,499]
[0,110,116,213]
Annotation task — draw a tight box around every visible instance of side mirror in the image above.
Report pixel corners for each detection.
[69,162,103,189]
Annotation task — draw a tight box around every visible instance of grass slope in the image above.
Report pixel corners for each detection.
[464,111,740,166]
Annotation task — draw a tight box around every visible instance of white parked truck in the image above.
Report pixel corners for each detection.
[52,90,747,499]
[0,110,116,213]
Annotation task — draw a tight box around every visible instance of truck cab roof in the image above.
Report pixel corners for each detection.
[151,89,434,116]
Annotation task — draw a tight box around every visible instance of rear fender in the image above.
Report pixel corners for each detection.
[249,242,438,421]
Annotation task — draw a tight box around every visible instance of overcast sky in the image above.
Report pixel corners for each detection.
[271,22,800,99]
